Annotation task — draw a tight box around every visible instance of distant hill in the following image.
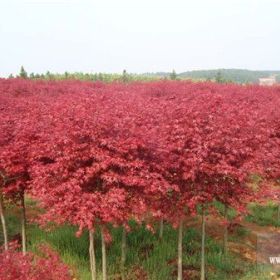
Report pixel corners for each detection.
[179,69,280,84]
[144,69,280,84]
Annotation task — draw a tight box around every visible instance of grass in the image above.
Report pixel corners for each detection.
[213,200,238,221]
[0,200,278,279]
[246,202,280,227]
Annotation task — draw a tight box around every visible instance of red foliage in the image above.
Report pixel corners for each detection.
[1,78,280,232]
[0,242,72,280]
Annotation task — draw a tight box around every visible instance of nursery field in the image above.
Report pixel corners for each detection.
[1,199,280,280]
[0,79,280,280]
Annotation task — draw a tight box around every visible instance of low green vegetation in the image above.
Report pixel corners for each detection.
[246,202,280,227]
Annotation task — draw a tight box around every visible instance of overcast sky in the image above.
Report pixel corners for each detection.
[0,0,279,77]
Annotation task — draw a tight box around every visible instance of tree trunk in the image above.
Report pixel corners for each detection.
[0,191,8,251]
[101,227,107,280]
[21,191,27,255]
[223,204,228,256]
[159,218,164,240]
[200,208,206,280]
[121,227,126,280]
[89,230,97,280]
[177,219,183,280]
[277,203,280,226]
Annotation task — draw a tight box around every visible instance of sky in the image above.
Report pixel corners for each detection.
[0,0,279,77]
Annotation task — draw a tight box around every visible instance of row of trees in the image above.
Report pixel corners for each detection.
[0,79,280,280]
[10,67,280,84]
[11,67,180,82]
[10,67,159,82]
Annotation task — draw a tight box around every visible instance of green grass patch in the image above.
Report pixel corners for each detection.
[246,202,280,227]
[213,200,238,220]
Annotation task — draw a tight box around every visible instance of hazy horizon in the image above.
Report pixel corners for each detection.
[1,0,279,77]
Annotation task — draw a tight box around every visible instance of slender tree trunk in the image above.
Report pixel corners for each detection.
[21,191,27,255]
[101,227,107,280]
[277,203,280,224]
[223,204,228,256]
[159,218,164,240]
[177,219,183,280]
[89,230,97,280]
[0,191,8,251]
[201,208,206,280]
[121,227,126,280]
